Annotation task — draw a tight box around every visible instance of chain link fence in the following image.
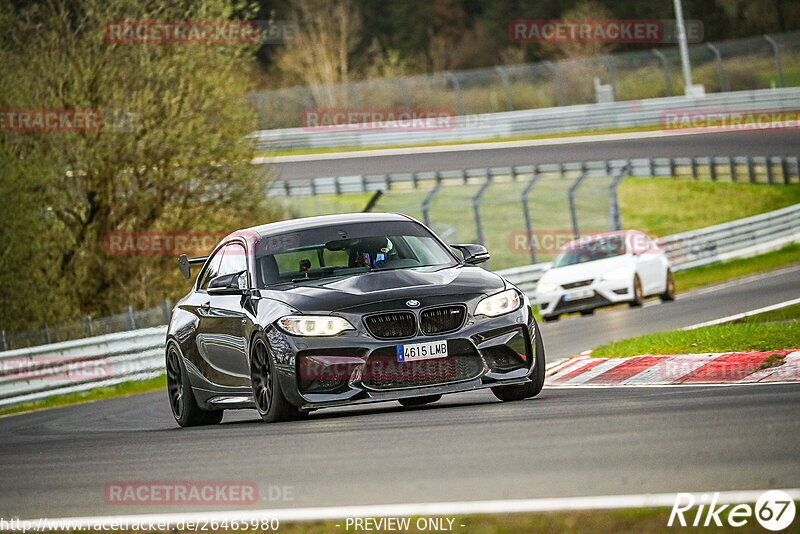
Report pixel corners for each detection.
[250,32,800,130]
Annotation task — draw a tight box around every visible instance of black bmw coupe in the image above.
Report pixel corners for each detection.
[166,212,545,426]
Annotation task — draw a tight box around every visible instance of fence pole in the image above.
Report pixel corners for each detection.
[521,166,542,265]
[748,156,756,183]
[41,324,51,345]
[422,181,442,227]
[472,175,493,264]
[763,35,784,88]
[543,61,565,107]
[0,330,6,351]
[709,157,718,181]
[609,164,630,231]
[443,71,465,115]
[494,66,514,111]
[705,43,729,92]
[125,306,136,331]
[652,49,673,97]
[691,157,698,179]
[568,172,588,239]
[161,300,172,324]
[729,157,737,182]
[781,157,790,185]
[396,78,411,108]
[766,156,775,184]
[83,316,94,337]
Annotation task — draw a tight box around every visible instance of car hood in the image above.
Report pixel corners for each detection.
[540,255,631,285]
[258,265,505,313]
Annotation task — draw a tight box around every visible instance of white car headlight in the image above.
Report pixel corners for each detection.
[277,316,354,336]
[602,266,632,281]
[475,289,521,317]
[537,282,557,294]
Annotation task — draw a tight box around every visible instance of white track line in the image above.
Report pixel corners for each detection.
[39,489,800,527]
[681,297,800,330]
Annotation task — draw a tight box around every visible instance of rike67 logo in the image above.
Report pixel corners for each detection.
[669,490,796,530]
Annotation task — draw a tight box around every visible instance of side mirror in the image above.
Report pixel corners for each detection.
[452,244,490,265]
[208,270,247,295]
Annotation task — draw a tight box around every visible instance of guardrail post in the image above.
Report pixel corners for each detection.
[652,49,673,96]
[766,156,775,184]
[648,157,655,177]
[309,178,317,196]
[83,316,94,337]
[781,157,790,185]
[691,158,698,180]
[543,61,565,107]
[125,306,136,331]
[161,299,171,324]
[568,172,588,239]
[747,156,756,183]
[422,181,442,227]
[521,166,542,264]
[709,157,717,181]
[360,175,366,193]
[601,56,617,100]
[443,71,465,116]
[669,158,677,178]
[396,78,411,108]
[609,164,630,231]
[473,176,492,268]
[763,35,784,88]
[412,171,419,190]
[494,66,514,111]
[729,157,737,182]
[40,324,51,345]
[0,330,6,351]
[705,43,729,92]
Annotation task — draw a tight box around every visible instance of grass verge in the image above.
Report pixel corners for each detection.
[0,374,166,417]
[674,243,800,292]
[591,304,800,358]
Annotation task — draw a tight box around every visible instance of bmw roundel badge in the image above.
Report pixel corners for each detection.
[406,299,420,308]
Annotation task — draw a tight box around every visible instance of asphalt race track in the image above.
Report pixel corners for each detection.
[2,266,799,519]
[271,130,800,180]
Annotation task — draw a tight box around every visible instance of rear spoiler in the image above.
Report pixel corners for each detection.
[178,254,208,279]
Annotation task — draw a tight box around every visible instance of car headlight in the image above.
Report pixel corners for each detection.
[276,316,355,336]
[602,266,632,281]
[475,289,521,317]
[537,282,557,294]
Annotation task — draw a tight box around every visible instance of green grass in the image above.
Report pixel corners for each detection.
[675,244,800,292]
[0,374,166,417]
[241,508,778,533]
[591,304,800,358]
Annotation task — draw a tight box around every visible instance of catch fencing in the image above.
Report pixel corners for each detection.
[1,203,798,409]
[249,32,800,132]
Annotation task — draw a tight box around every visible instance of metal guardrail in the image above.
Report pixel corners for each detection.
[1,204,797,409]
[268,154,800,197]
[253,87,800,152]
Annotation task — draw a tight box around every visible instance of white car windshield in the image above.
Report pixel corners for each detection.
[553,236,625,268]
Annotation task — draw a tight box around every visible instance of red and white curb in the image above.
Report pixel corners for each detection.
[545,350,800,386]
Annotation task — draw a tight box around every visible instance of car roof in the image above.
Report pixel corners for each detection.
[561,230,636,250]
[231,212,414,240]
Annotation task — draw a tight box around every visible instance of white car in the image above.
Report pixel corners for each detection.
[536,230,674,322]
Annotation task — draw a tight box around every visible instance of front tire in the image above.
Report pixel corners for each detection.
[250,333,302,423]
[492,322,546,401]
[660,269,676,301]
[166,342,223,427]
[398,395,441,407]
[629,274,644,307]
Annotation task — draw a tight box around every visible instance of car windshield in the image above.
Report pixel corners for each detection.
[254,220,457,288]
[553,235,626,268]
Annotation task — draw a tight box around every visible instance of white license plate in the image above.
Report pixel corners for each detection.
[564,288,593,301]
[396,340,448,362]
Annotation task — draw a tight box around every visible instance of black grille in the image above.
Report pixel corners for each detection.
[364,312,416,339]
[363,354,483,390]
[420,305,466,335]
[562,279,593,290]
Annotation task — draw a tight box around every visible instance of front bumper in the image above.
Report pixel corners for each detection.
[536,278,634,317]
[266,302,539,410]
